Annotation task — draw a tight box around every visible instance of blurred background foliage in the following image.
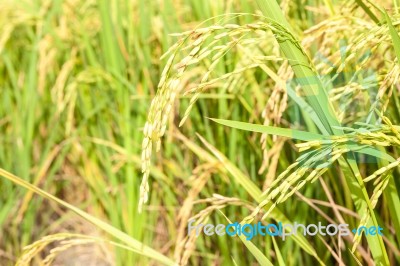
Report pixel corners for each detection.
[0,0,399,265]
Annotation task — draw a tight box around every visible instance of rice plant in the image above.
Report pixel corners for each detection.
[1,0,400,265]
[140,0,400,265]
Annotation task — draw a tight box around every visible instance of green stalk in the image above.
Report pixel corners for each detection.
[354,0,380,23]
[255,0,390,264]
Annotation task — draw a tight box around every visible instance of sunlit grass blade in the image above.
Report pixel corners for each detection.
[209,118,326,141]
[0,168,175,266]
[272,237,286,266]
[219,211,274,266]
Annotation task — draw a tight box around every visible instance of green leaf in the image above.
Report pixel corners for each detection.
[384,10,400,63]
[209,118,326,141]
[287,85,329,135]
[354,0,380,24]
[210,118,396,163]
[272,237,286,266]
[350,146,396,163]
